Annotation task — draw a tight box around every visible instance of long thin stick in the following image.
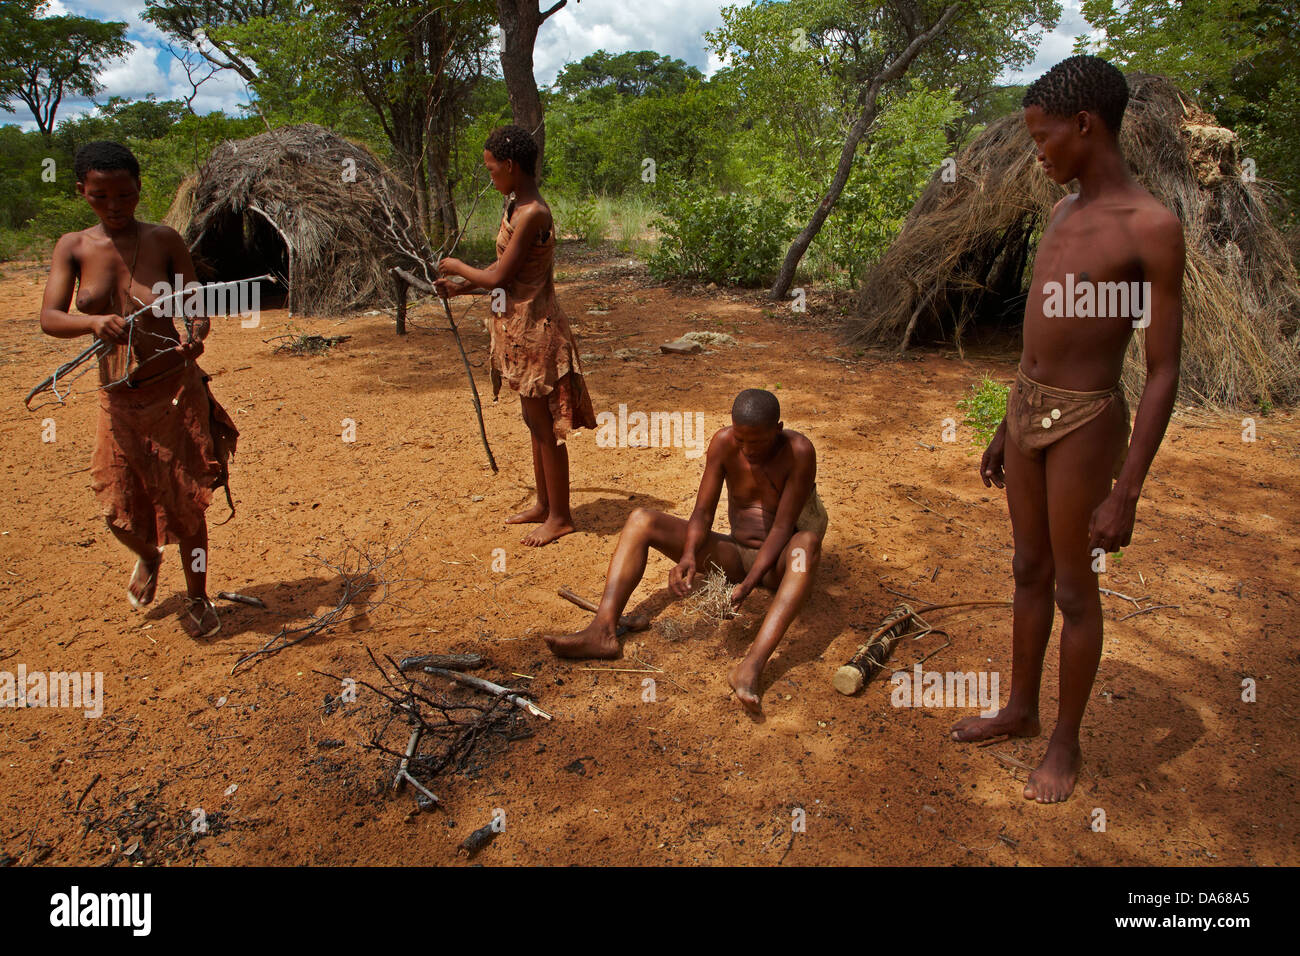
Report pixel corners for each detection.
[392,267,497,473]
[1118,603,1181,621]
[423,667,550,719]
[25,275,275,409]
[439,292,497,473]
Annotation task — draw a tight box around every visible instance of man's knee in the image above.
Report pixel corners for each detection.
[1012,551,1053,590]
[625,507,659,532]
[1054,579,1098,623]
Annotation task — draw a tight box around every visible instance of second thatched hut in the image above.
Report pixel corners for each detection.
[849,74,1300,409]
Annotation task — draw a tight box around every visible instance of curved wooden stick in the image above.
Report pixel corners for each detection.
[391,267,497,473]
[438,292,498,473]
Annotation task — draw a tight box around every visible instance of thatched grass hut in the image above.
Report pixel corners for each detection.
[174,123,431,316]
[163,174,196,235]
[850,73,1300,409]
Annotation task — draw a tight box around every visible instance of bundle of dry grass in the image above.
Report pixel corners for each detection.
[684,564,737,625]
[176,123,432,316]
[849,73,1300,410]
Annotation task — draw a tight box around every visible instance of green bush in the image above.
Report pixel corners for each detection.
[648,186,791,286]
[956,375,1010,447]
[563,198,604,247]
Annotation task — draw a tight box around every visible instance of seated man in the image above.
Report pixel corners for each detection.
[544,388,828,713]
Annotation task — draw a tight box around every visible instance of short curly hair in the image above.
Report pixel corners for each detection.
[74,141,140,182]
[485,125,538,177]
[1023,54,1129,134]
[732,388,780,428]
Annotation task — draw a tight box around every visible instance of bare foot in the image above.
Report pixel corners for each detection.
[950,708,1040,742]
[543,621,619,659]
[521,517,574,547]
[1023,736,1082,803]
[506,503,548,525]
[127,549,163,609]
[728,660,763,714]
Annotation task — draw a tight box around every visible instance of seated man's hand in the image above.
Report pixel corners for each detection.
[729,580,754,609]
[669,557,696,597]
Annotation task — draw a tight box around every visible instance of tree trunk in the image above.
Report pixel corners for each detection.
[413,156,432,244]
[496,0,571,176]
[427,139,460,250]
[768,3,962,300]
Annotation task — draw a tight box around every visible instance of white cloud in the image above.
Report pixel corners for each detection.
[94,39,169,100]
[999,0,1095,84]
[534,0,731,85]
[61,0,168,43]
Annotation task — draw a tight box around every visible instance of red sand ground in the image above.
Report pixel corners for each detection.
[1,249,1297,866]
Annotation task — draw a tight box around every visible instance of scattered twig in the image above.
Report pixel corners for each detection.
[1099,587,1144,609]
[397,653,484,672]
[423,667,552,720]
[991,751,1035,773]
[267,333,351,355]
[75,773,101,812]
[904,494,979,533]
[217,591,265,608]
[393,727,421,792]
[325,649,538,807]
[1119,603,1181,621]
[231,520,424,674]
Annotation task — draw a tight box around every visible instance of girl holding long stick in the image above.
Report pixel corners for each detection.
[436,125,597,547]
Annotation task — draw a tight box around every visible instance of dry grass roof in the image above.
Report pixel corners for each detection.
[177,123,431,316]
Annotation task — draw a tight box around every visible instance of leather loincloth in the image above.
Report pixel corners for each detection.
[1005,367,1130,478]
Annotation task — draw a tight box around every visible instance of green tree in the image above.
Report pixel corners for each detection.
[55,95,188,147]
[143,0,294,83]
[1078,0,1300,215]
[176,0,498,246]
[0,0,131,143]
[707,0,1060,297]
[555,50,703,100]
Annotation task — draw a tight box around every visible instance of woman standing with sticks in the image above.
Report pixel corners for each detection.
[38,141,238,636]
[436,125,597,547]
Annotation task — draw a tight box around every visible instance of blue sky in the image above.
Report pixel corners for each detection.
[2,0,1099,130]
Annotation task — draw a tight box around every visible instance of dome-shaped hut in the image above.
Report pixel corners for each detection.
[176,123,431,316]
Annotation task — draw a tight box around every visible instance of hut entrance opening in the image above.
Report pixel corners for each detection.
[192,206,290,309]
